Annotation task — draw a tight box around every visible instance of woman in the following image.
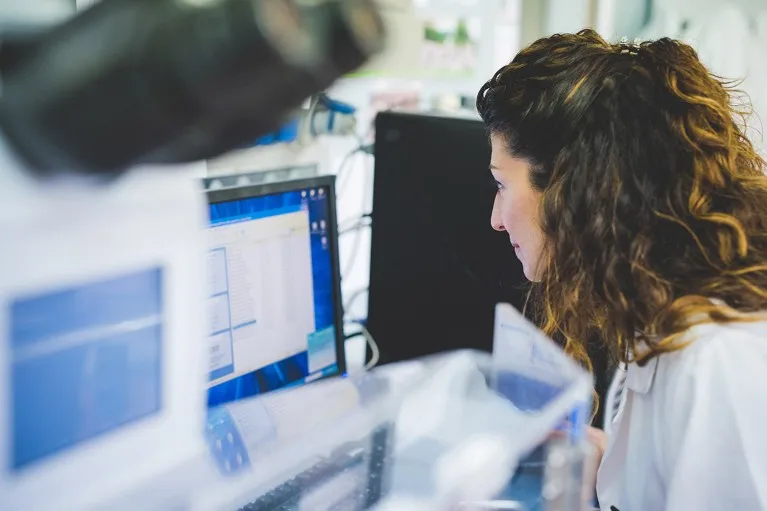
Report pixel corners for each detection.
[477,30,767,510]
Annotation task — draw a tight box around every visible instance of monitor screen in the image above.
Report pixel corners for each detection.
[206,177,344,408]
[368,112,525,364]
[10,268,164,471]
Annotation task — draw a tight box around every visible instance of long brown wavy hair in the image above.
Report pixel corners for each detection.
[477,29,767,371]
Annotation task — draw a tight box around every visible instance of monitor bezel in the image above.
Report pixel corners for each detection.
[205,175,347,393]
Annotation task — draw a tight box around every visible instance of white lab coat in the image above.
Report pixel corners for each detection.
[596,320,767,510]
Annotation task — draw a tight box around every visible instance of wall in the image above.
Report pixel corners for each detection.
[608,0,767,157]
[543,0,592,34]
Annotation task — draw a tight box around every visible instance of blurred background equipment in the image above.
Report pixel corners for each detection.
[0,0,385,177]
[367,111,528,364]
[203,165,320,191]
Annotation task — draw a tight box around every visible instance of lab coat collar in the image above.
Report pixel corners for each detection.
[623,297,727,394]
[625,355,659,394]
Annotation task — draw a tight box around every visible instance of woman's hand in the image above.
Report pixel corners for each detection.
[546,426,607,508]
[581,427,608,506]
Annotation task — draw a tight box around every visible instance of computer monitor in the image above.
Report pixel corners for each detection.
[201,164,319,191]
[368,111,527,364]
[205,176,345,408]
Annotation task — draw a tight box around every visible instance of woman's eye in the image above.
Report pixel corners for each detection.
[488,175,505,194]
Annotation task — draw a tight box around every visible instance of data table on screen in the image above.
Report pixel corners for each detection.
[206,181,342,407]
[208,209,316,387]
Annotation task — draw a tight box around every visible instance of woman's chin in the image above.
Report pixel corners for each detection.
[521,262,542,283]
[515,247,543,282]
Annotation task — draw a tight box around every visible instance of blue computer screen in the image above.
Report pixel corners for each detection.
[10,268,164,472]
[207,184,339,407]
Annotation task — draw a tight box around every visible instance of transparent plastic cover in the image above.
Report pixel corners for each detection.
[94,303,592,511]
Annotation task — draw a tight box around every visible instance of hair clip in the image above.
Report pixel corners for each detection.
[619,36,641,55]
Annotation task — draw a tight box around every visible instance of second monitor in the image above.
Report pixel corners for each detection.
[205,176,346,408]
[368,111,528,364]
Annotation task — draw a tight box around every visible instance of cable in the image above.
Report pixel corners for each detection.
[343,287,369,317]
[308,93,359,138]
[341,222,370,278]
[361,323,380,370]
[337,142,373,197]
[344,319,380,371]
[307,93,323,139]
[343,288,375,371]
[344,149,375,277]
[338,213,371,231]
[338,214,372,236]
[361,141,374,228]
[338,146,374,280]
[336,147,361,197]
[335,143,373,280]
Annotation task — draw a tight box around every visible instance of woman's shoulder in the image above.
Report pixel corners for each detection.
[679,318,767,356]
[643,320,767,511]
[656,318,767,391]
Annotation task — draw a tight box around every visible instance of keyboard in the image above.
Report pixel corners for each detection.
[237,424,392,511]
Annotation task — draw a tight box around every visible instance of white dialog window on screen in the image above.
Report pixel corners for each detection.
[207,207,316,385]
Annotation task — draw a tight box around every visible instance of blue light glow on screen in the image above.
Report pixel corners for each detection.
[10,268,164,471]
[207,185,339,408]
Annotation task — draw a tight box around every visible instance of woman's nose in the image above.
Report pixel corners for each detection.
[491,196,505,232]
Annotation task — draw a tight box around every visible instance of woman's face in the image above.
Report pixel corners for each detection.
[489,133,545,281]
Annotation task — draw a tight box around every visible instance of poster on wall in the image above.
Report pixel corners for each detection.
[366,88,422,137]
[75,0,100,9]
[421,17,481,76]
[375,0,412,8]
[412,0,480,7]
[346,2,486,79]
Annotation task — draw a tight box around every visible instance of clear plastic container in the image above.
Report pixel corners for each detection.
[97,304,592,511]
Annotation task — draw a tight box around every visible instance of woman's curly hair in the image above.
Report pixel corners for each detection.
[477,29,767,370]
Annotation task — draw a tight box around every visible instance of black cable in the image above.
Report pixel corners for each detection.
[337,142,374,197]
[336,143,373,280]
[338,212,372,230]
[336,147,360,196]
[338,214,372,236]
[345,145,375,278]
[341,222,370,278]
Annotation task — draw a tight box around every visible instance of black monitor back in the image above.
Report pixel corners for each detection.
[368,111,528,364]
